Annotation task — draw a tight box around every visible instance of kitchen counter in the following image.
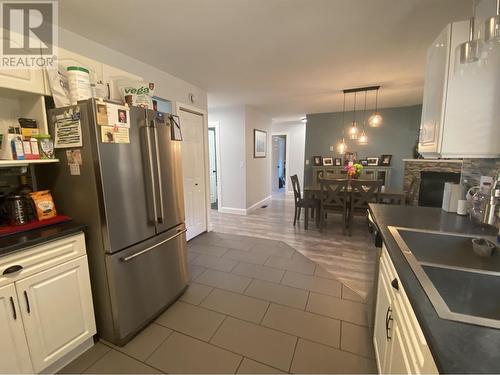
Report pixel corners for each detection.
[369,204,499,374]
[0,221,86,258]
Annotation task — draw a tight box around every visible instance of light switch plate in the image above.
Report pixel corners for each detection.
[305,159,309,165]
[330,146,334,151]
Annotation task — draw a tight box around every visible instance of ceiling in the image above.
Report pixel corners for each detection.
[58,0,471,120]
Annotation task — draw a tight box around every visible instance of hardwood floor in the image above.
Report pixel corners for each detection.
[210,193,378,299]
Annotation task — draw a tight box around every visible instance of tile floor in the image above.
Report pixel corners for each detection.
[60,232,377,374]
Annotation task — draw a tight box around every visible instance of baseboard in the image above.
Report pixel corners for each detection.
[42,336,95,374]
[285,190,294,195]
[219,206,247,215]
[246,195,272,214]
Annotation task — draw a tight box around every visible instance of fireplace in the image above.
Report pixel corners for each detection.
[418,171,461,207]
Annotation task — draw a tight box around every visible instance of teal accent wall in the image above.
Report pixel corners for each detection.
[304,105,422,189]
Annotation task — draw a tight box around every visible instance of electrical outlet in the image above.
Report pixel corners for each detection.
[330,146,334,151]
[305,159,309,165]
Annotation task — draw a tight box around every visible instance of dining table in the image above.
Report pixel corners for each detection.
[302,184,406,230]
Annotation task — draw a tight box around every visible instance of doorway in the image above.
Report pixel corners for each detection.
[272,134,287,193]
[208,127,218,210]
[178,106,208,240]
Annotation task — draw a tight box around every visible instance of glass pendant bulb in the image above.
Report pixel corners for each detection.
[337,138,347,154]
[368,112,383,127]
[349,121,358,140]
[358,130,368,145]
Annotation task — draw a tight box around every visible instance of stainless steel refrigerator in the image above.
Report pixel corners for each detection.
[37,98,188,345]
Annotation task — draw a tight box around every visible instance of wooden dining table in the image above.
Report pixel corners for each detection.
[302,184,406,229]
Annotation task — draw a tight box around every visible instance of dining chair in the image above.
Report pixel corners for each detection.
[291,174,320,227]
[318,178,349,234]
[348,179,383,235]
[405,177,418,205]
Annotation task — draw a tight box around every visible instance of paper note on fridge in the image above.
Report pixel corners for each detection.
[54,112,83,148]
[96,102,130,128]
[101,126,130,144]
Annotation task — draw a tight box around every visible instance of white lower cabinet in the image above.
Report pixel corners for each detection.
[0,233,96,373]
[0,283,33,374]
[374,245,438,374]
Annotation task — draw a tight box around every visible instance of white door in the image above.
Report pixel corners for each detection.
[16,256,96,373]
[180,109,207,240]
[0,283,33,374]
[208,127,218,207]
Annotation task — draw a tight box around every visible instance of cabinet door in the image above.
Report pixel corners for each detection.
[102,63,143,101]
[0,283,33,374]
[419,24,451,155]
[373,262,393,373]
[387,320,412,375]
[16,256,96,373]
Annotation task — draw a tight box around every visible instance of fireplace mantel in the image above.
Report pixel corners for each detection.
[403,159,463,164]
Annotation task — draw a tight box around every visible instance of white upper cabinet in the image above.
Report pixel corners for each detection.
[102,64,143,101]
[419,20,500,158]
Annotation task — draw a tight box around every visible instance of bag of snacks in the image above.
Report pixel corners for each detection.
[118,81,155,108]
[30,190,57,221]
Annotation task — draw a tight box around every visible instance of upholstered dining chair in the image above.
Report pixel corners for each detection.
[290,174,320,227]
[318,178,349,234]
[348,179,383,235]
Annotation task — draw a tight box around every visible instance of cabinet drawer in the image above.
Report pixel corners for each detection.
[0,233,86,287]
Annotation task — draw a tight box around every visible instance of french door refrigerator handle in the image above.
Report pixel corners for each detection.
[119,229,187,262]
[144,123,158,223]
[151,120,165,224]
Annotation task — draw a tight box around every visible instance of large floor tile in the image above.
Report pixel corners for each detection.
[212,238,254,251]
[245,279,308,309]
[104,323,172,362]
[211,317,297,372]
[222,249,270,264]
[201,288,269,323]
[290,339,377,374]
[237,358,283,373]
[180,282,213,305]
[306,292,369,326]
[189,243,229,257]
[231,262,285,283]
[261,304,340,348]
[146,332,242,373]
[281,271,342,297]
[196,269,252,293]
[155,301,225,341]
[341,321,375,358]
[188,263,207,281]
[58,342,110,373]
[192,253,238,272]
[84,349,160,373]
[342,284,366,303]
[265,256,316,275]
[251,243,294,258]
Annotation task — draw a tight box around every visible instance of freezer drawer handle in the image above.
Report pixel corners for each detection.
[120,229,187,262]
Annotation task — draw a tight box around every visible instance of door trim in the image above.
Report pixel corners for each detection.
[271,132,290,194]
[208,121,222,213]
[175,102,210,238]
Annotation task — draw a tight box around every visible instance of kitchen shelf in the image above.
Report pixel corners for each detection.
[0,159,59,167]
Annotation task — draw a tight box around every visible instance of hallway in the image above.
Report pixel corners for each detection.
[210,193,378,299]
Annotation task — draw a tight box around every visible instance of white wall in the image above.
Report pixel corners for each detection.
[271,121,306,194]
[208,106,246,211]
[59,27,207,110]
[245,106,272,209]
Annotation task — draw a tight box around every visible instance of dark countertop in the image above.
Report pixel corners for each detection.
[369,204,500,374]
[0,221,86,258]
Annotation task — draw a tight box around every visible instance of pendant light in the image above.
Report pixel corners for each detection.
[358,91,368,145]
[485,0,500,43]
[336,93,348,154]
[348,92,359,140]
[459,2,481,63]
[368,88,383,127]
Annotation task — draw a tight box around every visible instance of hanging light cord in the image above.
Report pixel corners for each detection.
[363,91,367,130]
[341,92,346,138]
[353,92,357,123]
[375,89,379,113]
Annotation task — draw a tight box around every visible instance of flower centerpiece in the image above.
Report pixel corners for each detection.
[345,163,363,179]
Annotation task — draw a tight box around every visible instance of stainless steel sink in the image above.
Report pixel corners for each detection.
[389,226,500,329]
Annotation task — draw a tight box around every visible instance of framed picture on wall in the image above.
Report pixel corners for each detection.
[380,154,392,166]
[253,129,267,158]
[323,157,333,166]
[359,159,368,166]
[334,158,342,166]
[367,157,379,166]
[313,156,323,166]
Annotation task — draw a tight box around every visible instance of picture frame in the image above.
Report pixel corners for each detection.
[253,129,267,158]
[323,157,333,166]
[380,154,392,166]
[313,156,323,166]
[367,157,379,166]
[359,159,368,166]
[334,158,342,166]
